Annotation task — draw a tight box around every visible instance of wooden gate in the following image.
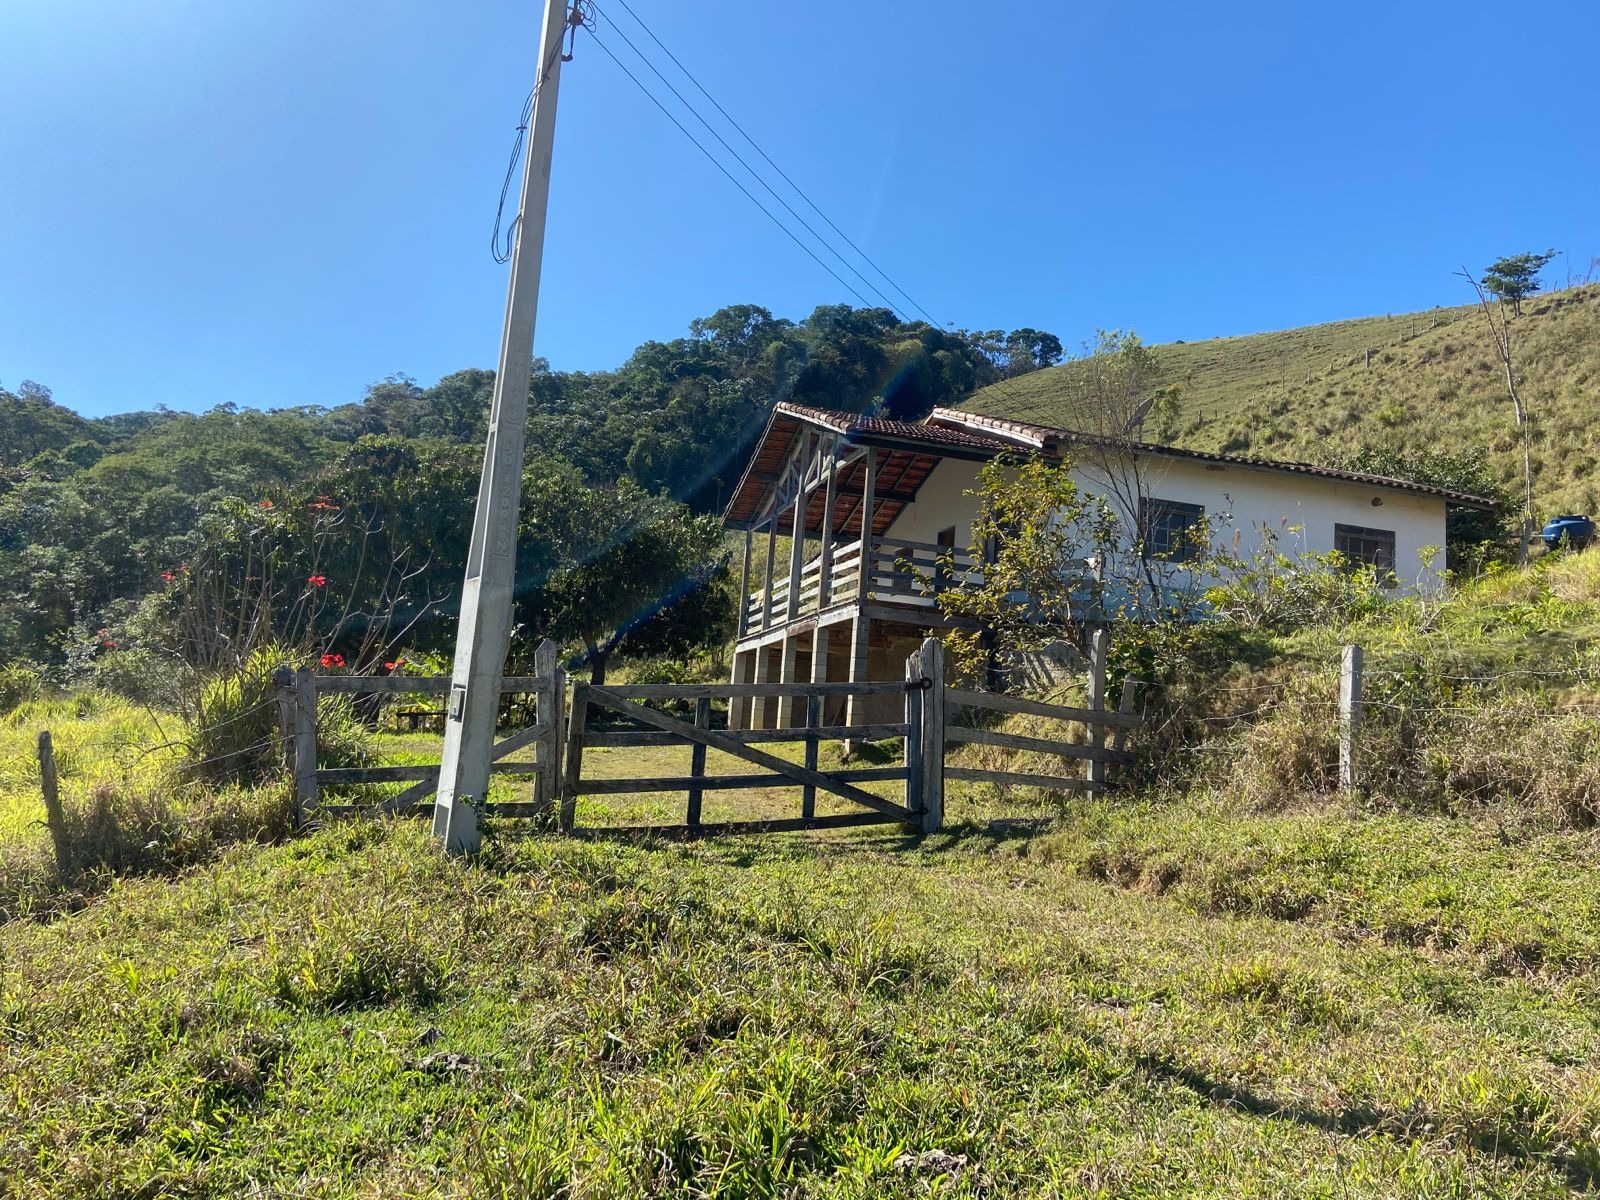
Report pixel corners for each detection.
[557,644,944,836]
[275,639,565,826]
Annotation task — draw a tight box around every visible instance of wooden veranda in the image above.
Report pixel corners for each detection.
[720,402,1018,729]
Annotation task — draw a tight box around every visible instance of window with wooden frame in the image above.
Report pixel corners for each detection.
[1139,498,1206,562]
[1334,523,1396,575]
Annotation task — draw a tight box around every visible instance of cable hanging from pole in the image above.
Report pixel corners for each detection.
[492,2,594,263]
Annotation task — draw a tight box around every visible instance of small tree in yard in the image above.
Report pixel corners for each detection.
[933,454,1116,683]
[521,475,731,684]
[1482,249,1557,316]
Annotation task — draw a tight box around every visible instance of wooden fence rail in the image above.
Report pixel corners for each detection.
[274,638,564,826]
[273,634,1141,837]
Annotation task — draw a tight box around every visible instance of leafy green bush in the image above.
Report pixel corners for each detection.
[0,664,43,715]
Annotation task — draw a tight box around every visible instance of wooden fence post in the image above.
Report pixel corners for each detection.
[917,637,945,833]
[533,639,563,819]
[904,645,924,819]
[559,681,589,832]
[1111,677,1137,756]
[802,692,822,821]
[272,668,295,773]
[37,731,69,881]
[1340,644,1364,791]
[1085,628,1109,789]
[292,667,319,828]
[688,696,710,828]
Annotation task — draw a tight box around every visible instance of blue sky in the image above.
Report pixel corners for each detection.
[2,0,1595,418]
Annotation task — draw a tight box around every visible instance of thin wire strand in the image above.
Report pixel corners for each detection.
[585,28,878,310]
[591,1,909,322]
[603,0,943,329]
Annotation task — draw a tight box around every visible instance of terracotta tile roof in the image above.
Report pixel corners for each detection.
[926,407,1498,509]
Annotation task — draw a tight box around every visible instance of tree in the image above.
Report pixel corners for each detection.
[1481,249,1557,317]
[517,473,730,683]
[934,454,1116,684]
[1458,265,1537,560]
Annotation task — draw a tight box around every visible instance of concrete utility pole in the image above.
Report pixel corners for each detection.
[433,0,575,855]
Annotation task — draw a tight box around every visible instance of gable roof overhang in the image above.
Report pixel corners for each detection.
[721,403,1016,536]
[926,407,1499,510]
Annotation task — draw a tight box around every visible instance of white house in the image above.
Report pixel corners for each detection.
[720,402,1493,728]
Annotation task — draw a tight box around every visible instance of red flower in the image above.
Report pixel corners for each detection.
[159,571,175,582]
[383,657,406,670]
[307,574,327,588]
[320,653,345,669]
[258,499,274,509]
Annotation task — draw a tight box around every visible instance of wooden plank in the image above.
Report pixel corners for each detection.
[903,644,923,818]
[945,688,1141,728]
[293,667,318,826]
[573,766,911,794]
[582,722,910,748]
[945,725,1135,763]
[312,675,547,694]
[318,761,541,785]
[600,681,906,699]
[568,811,906,840]
[490,719,551,761]
[918,637,945,833]
[559,681,588,831]
[586,687,911,820]
[1111,678,1138,755]
[688,696,709,827]
[535,641,564,820]
[1086,628,1109,789]
[381,778,437,814]
[946,766,1102,792]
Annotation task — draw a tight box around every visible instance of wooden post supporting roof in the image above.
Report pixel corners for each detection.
[817,452,837,608]
[736,529,752,638]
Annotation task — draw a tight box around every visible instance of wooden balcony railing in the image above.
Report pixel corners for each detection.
[741,537,987,636]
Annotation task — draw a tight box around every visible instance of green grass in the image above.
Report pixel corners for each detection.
[10,555,1600,1194]
[3,783,1599,1195]
[966,283,1600,516]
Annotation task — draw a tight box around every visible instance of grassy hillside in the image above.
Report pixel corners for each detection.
[966,284,1600,517]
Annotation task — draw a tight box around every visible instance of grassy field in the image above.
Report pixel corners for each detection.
[965,283,1600,516]
[8,553,1600,1195]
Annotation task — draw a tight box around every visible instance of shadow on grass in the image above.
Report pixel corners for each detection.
[1137,1051,1598,1189]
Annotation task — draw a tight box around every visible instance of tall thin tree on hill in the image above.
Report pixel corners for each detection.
[1458,260,1542,560]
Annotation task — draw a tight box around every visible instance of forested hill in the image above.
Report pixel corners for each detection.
[965,284,1600,517]
[0,305,1064,670]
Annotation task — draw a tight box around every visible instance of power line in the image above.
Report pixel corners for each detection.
[589,3,908,320]
[577,4,1070,428]
[585,27,879,311]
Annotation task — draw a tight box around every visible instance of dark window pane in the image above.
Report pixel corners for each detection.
[1140,498,1206,562]
[1334,523,1396,574]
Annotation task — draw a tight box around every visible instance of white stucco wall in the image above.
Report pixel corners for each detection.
[881,453,1450,592]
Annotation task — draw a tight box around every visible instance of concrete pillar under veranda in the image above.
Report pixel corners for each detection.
[846,614,871,728]
[727,648,755,730]
[751,643,775,730]
[777,632,802,727]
